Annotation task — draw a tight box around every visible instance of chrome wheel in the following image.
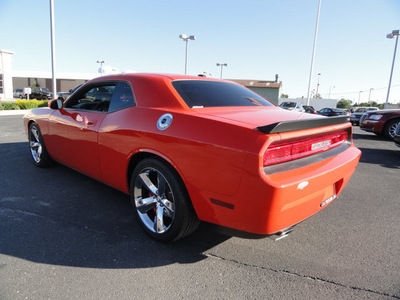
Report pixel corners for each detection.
[388,121,399,139]
[29,125,43,163]
[28,123,53,167]
[130,158,199,242]
[385,119,400,140]
[134,167,175,234]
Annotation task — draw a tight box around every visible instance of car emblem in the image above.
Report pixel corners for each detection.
[157,114,173,131]
[297,181,309,190]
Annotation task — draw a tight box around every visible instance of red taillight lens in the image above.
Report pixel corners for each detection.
[263,131,348,166]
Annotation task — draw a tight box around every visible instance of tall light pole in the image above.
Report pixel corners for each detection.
[216,63,228,79]
[179,34,196,74]
[315,72,321,98]
[368,88,374,103]
[385,29,399,109]
[358,91,363,104]
[306,0,322,105]
[328,86,335,98]
[97,60,105,76]
[49,0,56,98]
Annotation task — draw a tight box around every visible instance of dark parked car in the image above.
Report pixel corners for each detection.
[303,105,316,114]
[57,84,83,101]
[394,123,400,147]
[13,89,25,99]
[350,107,379,126]
[30,87,53,100]
[317,108,347,117]
[360,109,400,140]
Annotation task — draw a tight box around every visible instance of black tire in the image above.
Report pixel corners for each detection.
[28,123,53,167]
[384,119,400,140]
[130,158,199,242]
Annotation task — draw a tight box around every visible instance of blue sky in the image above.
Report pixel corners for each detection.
[1,0,399,103]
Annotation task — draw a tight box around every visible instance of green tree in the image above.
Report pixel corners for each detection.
[280,93,289,98]
[337,98,353,108]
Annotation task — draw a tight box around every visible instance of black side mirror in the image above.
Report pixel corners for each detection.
[50,99,63,110]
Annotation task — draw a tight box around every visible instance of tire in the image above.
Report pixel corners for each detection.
[28,123,53,167]
[130,158,199,242]
[384,119,400,140]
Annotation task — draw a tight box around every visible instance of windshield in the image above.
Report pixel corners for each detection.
[172,80,273,108]
[42,88,51,93]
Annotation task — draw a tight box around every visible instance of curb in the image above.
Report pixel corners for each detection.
[0,110,30,116]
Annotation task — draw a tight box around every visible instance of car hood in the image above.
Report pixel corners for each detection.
[192,106,322,128]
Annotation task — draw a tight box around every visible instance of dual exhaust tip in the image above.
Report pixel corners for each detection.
[270,226,295,241]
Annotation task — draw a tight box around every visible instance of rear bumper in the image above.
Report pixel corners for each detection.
[191,144,361,235]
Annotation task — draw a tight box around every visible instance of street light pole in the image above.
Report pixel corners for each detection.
[315,73,321,98]
[385,30,399,109]
[368,88,374,103]
[179,34,196,74]
[49,0,57,98]
[328,86,335,98]
[97,60,105,76]
[358,91,362,104]
[306,0,322,105]
[216,63,228,79]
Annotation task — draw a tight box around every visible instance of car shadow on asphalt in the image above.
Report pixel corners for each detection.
[352,131,387,141]
[357,146,400,169]
[0,142,251,269]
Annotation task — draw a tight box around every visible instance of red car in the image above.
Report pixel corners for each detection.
[23,74,361,242]
[360,109,400,140]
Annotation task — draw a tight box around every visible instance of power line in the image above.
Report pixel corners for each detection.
[329,84,400,96]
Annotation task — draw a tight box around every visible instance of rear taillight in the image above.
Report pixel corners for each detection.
[263,131,348,166]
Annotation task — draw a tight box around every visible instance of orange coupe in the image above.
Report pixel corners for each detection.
[23,74,361,241]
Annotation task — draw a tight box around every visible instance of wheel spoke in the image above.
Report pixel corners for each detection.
[155,204,165,233]
[138,172,158,195]
[157,173,167,197]
[136,196,157,214]
[30,141,40,148]
[31,129,40,142]
[161,199,174,217]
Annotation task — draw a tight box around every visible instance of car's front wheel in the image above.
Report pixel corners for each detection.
[130,158,199,242]
[384,119,400,140]
[28,123,53,167]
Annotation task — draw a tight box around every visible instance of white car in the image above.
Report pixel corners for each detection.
[279,102,305,112]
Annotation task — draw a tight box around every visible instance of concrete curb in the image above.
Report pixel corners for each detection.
[0,110,30,116]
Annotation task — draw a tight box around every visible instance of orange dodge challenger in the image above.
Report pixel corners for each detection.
[23,74,361,242]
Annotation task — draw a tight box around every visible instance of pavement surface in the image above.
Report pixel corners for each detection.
[0,115,399,299]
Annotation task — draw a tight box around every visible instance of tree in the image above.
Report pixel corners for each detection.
[280,93,289,98]
[337,98,353,108]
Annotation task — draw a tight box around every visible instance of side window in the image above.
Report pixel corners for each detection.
[108,82,135,112]
[64,84,115,112]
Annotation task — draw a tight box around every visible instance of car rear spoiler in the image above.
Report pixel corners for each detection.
[257,116,350,134]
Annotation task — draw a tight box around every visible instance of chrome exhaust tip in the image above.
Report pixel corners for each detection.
[270,226,295,241]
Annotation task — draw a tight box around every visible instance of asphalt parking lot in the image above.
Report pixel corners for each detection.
[0,114,399,299]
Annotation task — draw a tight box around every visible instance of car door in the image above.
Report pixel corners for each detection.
[97,81,136,192]
[46,83,116,181]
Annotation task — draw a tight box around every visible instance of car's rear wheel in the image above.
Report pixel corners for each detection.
[28,123,53,167]
[130,158,199,242]
[384,119,400,140]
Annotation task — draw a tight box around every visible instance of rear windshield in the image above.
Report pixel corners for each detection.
[172,80,273,108]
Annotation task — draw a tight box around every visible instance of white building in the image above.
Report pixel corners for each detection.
[0,49,15,99]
